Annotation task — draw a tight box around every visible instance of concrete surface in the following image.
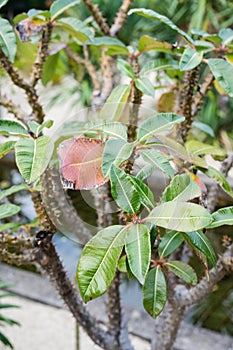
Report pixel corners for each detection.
[2,295,149,350]
[0,264,233,350]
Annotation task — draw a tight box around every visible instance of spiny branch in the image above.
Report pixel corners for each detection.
[128,56,142,142]
[0,233,34,250]
[179,67,199,142]
[207,152,233,213]
[178,244,233,307]
[83,0,110,35]
[41,167,93,244]
[152,302,185,350]
[65,46,101,92]
[31,21,53,87]
[192,73,214,116]
[31,191,56,233]
[0,47,45,123]
[110,0,134,37]
[0,249,36,267]
[92,52,114,110]
[34,231,115,350]
[108,271,122,348]
[0,93,28,126]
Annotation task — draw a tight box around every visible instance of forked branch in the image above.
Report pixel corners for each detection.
[177,244,233,307]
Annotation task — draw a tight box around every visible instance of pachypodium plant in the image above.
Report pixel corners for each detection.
[0,1,233,349]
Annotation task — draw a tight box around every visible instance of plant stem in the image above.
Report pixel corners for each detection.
[110,0,134,37]
[0,47,45,123]
[0,94,28,126]
[108,270,121,348]
[83,0,110,35]
[41,167,93,244]
[179,67,199,142]
[30,21,53,87]
[94,52,114,110]
[65,46,101,92]
[34,232,115,350]
[207,152,233,213]
[152,302,185,350]
[179,244,233,307]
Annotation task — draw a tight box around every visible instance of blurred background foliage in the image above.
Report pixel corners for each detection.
[4,0,232,140]
[2,0,233,137]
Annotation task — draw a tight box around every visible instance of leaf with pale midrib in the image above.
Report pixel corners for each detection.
[77,225,126,302]
[125,224,151,284]
[143,267,167,318]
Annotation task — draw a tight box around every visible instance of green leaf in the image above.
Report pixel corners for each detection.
[28,120,54,136]
[166,261,197,285]
[135,77,154,97]
[0,18,17,63]
[219,28,233,45]
[138,35,174,54]
[192,121,215,137]
[109,165,140,214]
[158,231,184,258]
[147,202,213,232]
[186,140,226,159]
[0,141,16,159]
[77,225,126,302]
[86,120,127,141]
[0,331,14,349]
[100,84,131,121]
[140,58,179,75]
[138,113,185,143]
[118,255,127,273]
[56,17,93,42]
[146,135,189,161]
[0,314,20,326]
[149,224,159,248]
[116,58,135,79]
[182,231,217,266]
[0,219,38,232]
[41,52,60,85]
[129,176,155,210]
[0,222,23,232]
[207,58,233,97]
[129,8,194,45]
[179,47,203,71]
[0,120,28,137]
[206,206,233,229]
[0,203,20,219]
[143,267,167,318]
[102,139,135,177]
[136,164,155,181]
[202,34,222,45]
[50,0,80,20]
[194,40,214,51]
[15,136,54,184]
[198,166,233,197]
[0,0,9,9]
[87,37,128,55]
[125,256,135,279]
[161,173,201,202]
[139,149,174,178]
[27,9,50,20]
[147,138,207,169]
[0,183,29,201]
[125,224,151,284]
